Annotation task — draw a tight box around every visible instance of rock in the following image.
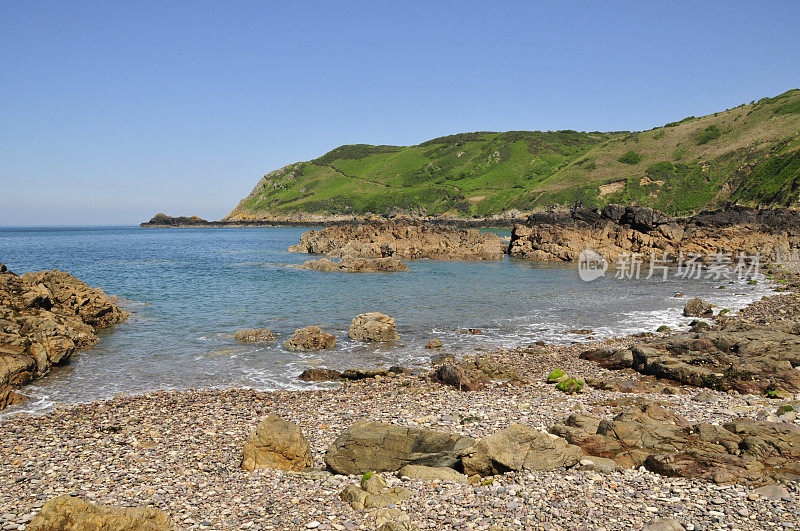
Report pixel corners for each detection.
[299,257,410,272]
[580,321,800,395]
[341,368,390,380]
[349,313,399,342]
[642,518,686,531]
[550,401,800,484]
[0,267,127,410]
[339,474,413,510]
[462,424,583,477]
[752,483,791,500]
[683,298,713,317]
[375,508,415,531]
[289,221,505,261]
[283,326,336,351]
[508,205,799,263]
[692,392,718,403]
[27,495,176,530]
[241,415,313,471]
[298,368,342,381]
[397,465,468,483]
[435,364,487,392]
[576,456,619,474]
[425,339,442,349]
[324,421,475,475]
[233,328,275,343]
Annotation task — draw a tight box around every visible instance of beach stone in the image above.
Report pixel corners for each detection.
[435,364,487,391]
[241,415,313,471]
[233,328,275,343]
[643,518,686,531]
[683,298,713,317]
[425,339,442,349]
[397,465,468,483]
[298,368,342,381]
[324,421,475,475]
[462,424,583,477]
[375,508,414,531]
[692,392,718,403]
[27,495,176,530]
[349,313,399,342]
[752,483,791,500]
[576,456,619,473]
[283,326,336,351]
[339,475,413,511]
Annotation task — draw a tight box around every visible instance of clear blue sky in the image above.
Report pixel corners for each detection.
[1,1,798,225]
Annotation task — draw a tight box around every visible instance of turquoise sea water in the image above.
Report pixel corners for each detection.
[0,226,769,415]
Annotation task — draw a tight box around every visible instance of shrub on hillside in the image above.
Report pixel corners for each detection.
[618,150,642,165]
[695,125,722,145]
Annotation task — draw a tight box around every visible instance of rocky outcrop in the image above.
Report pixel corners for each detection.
[299,257,410,272]
[0,266,128,409]
[580,320,800,396]
[349,313,399,342]
[462,424,583,477]
[233,328,275,343]
[27,495,176,530]
[241,415,313,471]
[550,401,800,485]
[283,326,336,351]
[509,205,800,262]
[140,213,210,227]
[289,221,505,260]
[324,421,475,475]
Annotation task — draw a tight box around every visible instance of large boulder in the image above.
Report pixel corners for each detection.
[233,328,275,343]
[683,298,713,317]
[462,424,583,477]
[241,415,313,471]
[283,326,336,351]
[339,474,413,510]
[27,495,176,530]
[349,313,399,342]
[324,421,475,475]
[398,464,467,483]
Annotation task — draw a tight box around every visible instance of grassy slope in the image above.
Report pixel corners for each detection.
[227,89,800,220]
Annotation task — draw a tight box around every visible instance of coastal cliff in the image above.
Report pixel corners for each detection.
[0,265,127,409]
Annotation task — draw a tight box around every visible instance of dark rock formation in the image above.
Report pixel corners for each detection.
[140,213,210,227]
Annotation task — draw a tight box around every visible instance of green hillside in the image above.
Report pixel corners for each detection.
[226,89,800,220]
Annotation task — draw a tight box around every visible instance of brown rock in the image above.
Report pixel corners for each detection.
[283,326,336,351]
[435,363,487,391]
[27,495,176,530]
[683,298,713,317]
[241,415,313,471]
[289,221,505,261]
[233,328,275,343]
[349,313,399,342]
[324,421,475,475]
[298,368,342,381]
[425,339,442,349]
[300,257,410,272]
[462,424,583,477]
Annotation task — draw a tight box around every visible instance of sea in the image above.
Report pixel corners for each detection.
[0,226,771,416]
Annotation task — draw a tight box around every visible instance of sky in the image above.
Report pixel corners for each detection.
[1,1,799,225]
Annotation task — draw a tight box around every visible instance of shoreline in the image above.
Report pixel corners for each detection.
[1,270,798,529]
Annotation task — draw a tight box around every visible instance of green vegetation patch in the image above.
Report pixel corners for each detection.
[618,150,642,165]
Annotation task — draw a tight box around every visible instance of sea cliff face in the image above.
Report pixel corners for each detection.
[0,265,128,409]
